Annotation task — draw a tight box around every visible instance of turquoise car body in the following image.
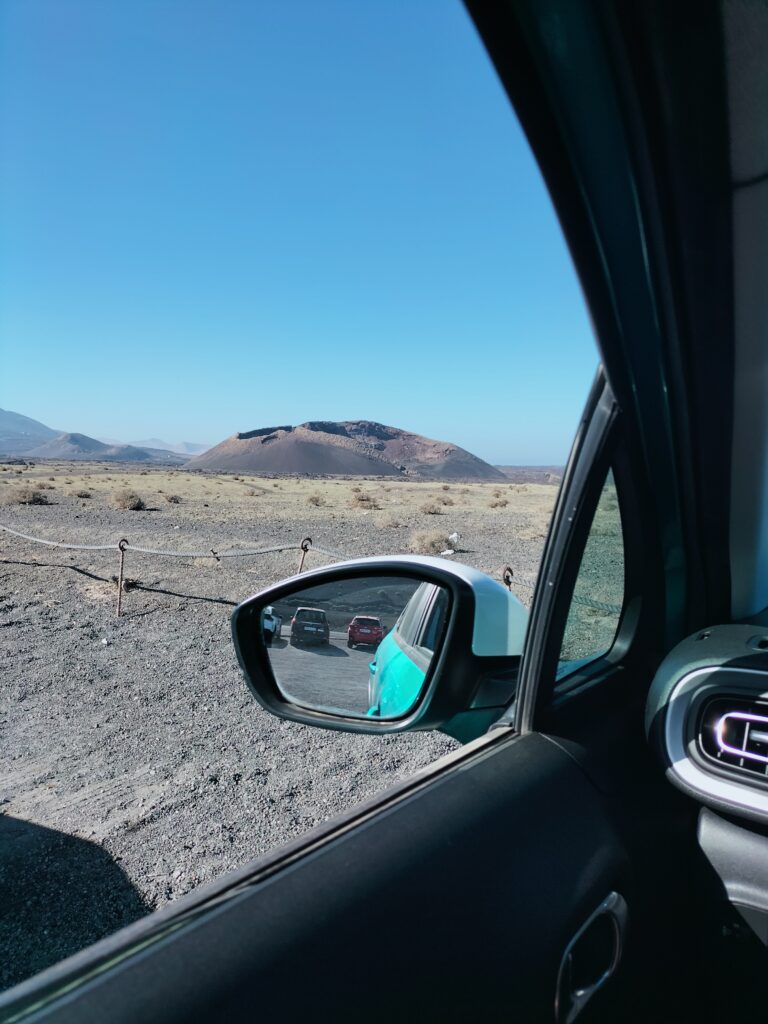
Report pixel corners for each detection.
[367,629,426,718]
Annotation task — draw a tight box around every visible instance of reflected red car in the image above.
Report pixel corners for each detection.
[347,615,384,649]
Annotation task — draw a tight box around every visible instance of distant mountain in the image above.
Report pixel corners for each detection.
[129,438,212,456]
[187,421,507,480]
[495,465,563,484]
[0,408,61,454]
[24,432,185,464]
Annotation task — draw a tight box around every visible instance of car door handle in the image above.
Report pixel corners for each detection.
[555,891,628,1024]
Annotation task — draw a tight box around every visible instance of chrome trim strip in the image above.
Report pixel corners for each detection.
[665,667,768,820]
[716,710,768,763]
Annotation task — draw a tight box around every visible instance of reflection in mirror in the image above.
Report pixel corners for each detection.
[260,576,450,720]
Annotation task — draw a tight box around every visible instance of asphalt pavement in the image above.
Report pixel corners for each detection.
[269,632,376,715]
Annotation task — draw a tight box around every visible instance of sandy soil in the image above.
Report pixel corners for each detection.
[0,462,556,991]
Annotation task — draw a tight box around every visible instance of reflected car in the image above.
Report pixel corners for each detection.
[347,615,384,648]
[289,607,330,646]
[262,606,282,647]
[367,583,449,718]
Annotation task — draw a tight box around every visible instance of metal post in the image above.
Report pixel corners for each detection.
[298,536,312,573]
[116,538,128,617]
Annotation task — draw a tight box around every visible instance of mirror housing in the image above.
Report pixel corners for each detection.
[231,556,528,736]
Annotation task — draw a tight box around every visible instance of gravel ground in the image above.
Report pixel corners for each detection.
[0,465,555,991]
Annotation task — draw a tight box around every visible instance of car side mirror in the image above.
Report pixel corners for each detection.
[231,556,528,736]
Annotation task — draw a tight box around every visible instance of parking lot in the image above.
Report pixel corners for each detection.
[269,633,376,715]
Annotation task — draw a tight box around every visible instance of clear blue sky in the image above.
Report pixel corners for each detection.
[0,0,597,465]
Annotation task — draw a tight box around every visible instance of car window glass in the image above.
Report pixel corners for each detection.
[418,588,450,654]
[557,468,625,678]
[396,583,431,646]
[0,0,600,994]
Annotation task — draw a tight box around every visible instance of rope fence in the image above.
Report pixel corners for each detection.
[0,523,344,617]
[0,523,621,619]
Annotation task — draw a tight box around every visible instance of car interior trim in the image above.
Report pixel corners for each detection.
[665,666,768,822]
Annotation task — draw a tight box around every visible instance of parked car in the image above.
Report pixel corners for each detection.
[7,3,768,1022]
[261,606,282,646]
[289,607,329,646]
[347,615,384,649]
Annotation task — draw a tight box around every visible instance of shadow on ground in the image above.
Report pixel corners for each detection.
[0,558,237,607]
[0,814,150,992]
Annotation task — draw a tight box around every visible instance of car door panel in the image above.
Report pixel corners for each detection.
[12,734,631,1024]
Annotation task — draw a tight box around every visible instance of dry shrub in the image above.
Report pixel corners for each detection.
[111,574,140,592]
[351,492,379,510]
[410,530,450,554]
[351,485,362,494]
[420,502,442,515]
[440,496,454,506]
[139,470,149,476]
[489,498,509,509]
[378,512,402,528]
[13,485,49,505]
[76,489,92,498]
[493,488,503,498]
[441,484,450,491]
[165,493,182,504]
[37,481,54,490]
[246,489,257,497]
[113,489,146,511]
[307,493,324,507]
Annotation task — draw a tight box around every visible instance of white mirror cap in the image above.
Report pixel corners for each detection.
[313,555,528,658]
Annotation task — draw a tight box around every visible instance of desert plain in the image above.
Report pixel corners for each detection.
[0,461,557,990]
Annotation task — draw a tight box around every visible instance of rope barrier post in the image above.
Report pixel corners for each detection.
[298,537,312,573]
[116,538,129,618]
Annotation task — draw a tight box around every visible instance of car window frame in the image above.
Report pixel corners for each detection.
[501,369,650,732]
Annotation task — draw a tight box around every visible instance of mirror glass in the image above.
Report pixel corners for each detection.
[260,576,450,720]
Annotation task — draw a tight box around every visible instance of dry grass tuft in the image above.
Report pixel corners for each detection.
[378,512,402,528]
[351,492,379,510]
[410,530,450,554]
[489,498,509,509]
[307,493,325,507]
[113,489,146,511]
[13,486,49,505]
[420,502,442,515]
[165,493,182,504]
[76,489,92,499]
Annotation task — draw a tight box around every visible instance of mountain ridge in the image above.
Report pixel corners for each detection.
[23,432,185,464]
[187,420,506,480]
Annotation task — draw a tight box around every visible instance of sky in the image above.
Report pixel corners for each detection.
[0,0,598,465]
